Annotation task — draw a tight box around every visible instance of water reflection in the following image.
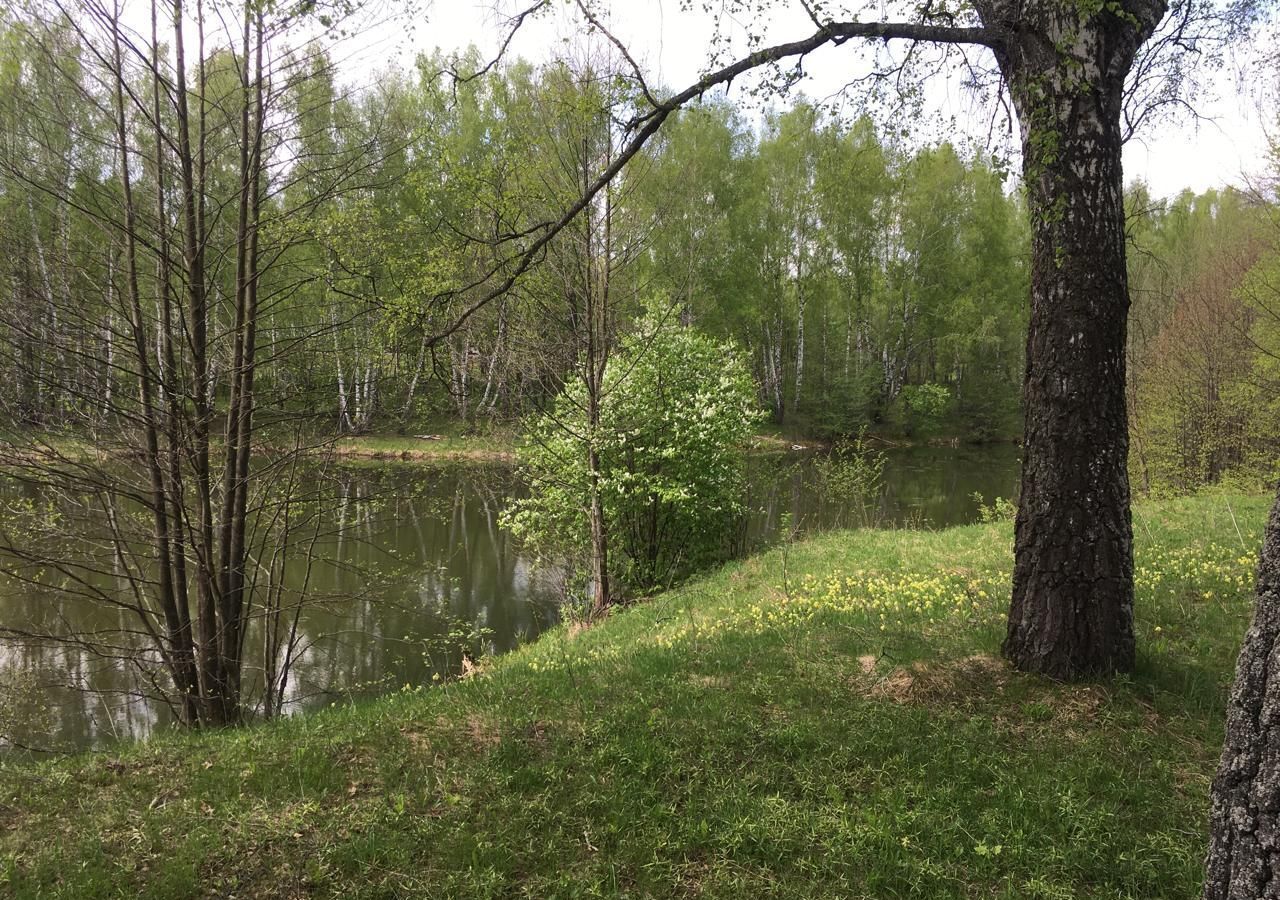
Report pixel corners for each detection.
[0,444,1019,750]
[746,443,1022,540]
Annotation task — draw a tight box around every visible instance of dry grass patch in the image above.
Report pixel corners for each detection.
[1040,683,1109,723]
[690,674,732,690]
[463,714,502,751]
[861,654,1008,704]
[397,712,501,754]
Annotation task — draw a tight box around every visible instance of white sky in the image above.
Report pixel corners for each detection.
[326,0,1276,200]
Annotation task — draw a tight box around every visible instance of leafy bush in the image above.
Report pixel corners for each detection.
[954,368,1021,441]
[897,383,952,435]
[804,368,883,439]
[502,307,761,595]
[971,492,1018,524]
[813,431,887,527]
[884,382,953,437]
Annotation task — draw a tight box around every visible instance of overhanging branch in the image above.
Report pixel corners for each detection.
[425,15,1007,348]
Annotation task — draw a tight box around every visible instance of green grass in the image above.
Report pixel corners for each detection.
[0,492,1270,898]
[324,426,825,462]
[0,422,518,464]
[318,423,520,462]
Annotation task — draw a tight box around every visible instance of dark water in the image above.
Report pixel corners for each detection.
[0,444,1019,750]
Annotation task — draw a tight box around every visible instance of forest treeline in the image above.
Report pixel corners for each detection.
[0,15,1034,443]
[1127,184,1280,492]
[0,15,1276,485]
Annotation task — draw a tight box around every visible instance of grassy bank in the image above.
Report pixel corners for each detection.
[323,428,520,463]
[1,493,1270,898]
[0,424,972,466]
[322,427,826,463]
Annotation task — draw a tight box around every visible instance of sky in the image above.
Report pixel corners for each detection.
[326,0,1275,199]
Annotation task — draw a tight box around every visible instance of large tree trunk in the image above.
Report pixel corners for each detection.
[980,0,1162,679]
[1003,101,1135,678]
[1203,488,1280,900]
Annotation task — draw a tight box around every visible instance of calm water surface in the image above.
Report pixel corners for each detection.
[0,444,1019,750]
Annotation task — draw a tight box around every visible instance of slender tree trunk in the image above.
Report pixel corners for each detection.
[981,0,1162,678]
[583,135,613,612]
[844,303,853,381]
[212,0,263,722]
[171,0,223,722]
[587,441,610,612]
[334,336,350,431]
[151,0,199,723]
[221,5,264,711]
[1203,487,1280,899]
[480,299,507,415]
[24,195,55,422]
[402,331,427,421]
[762,316,785,423]
[455,338,471,422]
[109,5,193,723]
[586,321,610,610]
[794,284,806,411]
[102,257,114,417]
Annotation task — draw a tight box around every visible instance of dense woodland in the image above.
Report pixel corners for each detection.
[0,14,1030,443]
[1,14,1276,476]
[0,0,1275,712]
[1127,185,1280,491]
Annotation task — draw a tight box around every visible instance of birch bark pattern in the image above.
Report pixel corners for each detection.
[1204,489,1280,900]
[975,0,1165,678]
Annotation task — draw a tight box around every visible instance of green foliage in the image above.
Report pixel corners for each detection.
[1127,186,1280,494]
[632,103,1028,440]
[972,492,1018,524]
[812,431,887,527]
[0,21,1032,442]
[1235,229,1280,480]
[503,306,761,594]
[0,667,49,751]
[954,366,1021,441]
[897,383,953,436]
[806,366,884,438]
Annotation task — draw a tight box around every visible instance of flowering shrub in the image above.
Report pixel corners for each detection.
[502,306,761,595]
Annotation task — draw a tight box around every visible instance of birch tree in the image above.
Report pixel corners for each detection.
[426,0,1262,678]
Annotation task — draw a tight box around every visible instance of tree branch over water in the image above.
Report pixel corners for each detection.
[420,9,1011,348]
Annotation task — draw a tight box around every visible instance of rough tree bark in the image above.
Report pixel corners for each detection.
[1203,487,1280,899]
[975,0,1165,678]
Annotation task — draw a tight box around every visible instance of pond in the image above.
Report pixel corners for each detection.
[0,443,1020,751]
